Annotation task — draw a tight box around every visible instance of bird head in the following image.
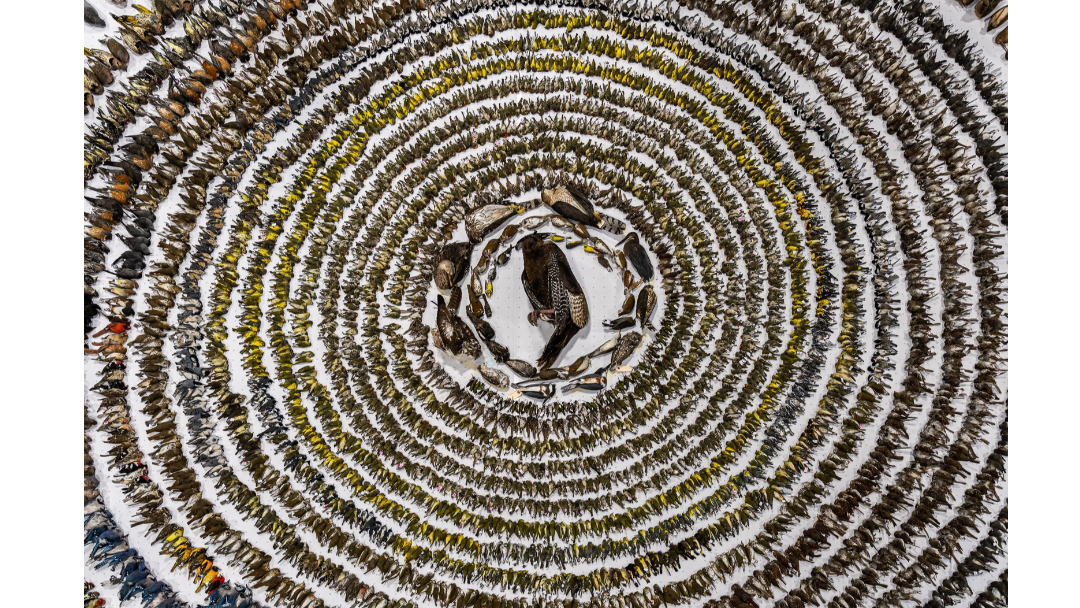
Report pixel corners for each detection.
[515,233,551,252]
[540,189,555,205]
[615,232,637,247]
[434,260,454,290]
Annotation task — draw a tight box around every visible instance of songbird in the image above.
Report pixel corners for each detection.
[514,383,556,403]
[610,331,643,371]
[562,370,607,393]
[505,359,538,379]
[541,185,602,228]
[517,233,589,369]
[433,241,473,290]
[602,316,635,331]
[616,232,653,281]
[431,289,481,359]
[479,363,510,390]
[636,284,657,330]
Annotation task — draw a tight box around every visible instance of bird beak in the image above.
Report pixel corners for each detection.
[615,233,631,246]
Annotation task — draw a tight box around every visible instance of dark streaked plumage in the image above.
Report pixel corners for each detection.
[433,241,473,290]
[636,284,657,330]
[517,234,589,369]
[465,203,522,243]
[465,301,495,340]
[505,359,538,379]
[479,364,509,390]
[610,331,643,369]
[483,337,510,363]
[432,294,481,359]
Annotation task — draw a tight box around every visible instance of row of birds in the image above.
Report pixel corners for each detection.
[82,5,337,606]
[428,185,658,401]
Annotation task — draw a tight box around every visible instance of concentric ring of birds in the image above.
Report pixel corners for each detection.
[83,1,1008,608]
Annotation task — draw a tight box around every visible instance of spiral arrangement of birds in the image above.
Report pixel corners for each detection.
[82,1,1008,608]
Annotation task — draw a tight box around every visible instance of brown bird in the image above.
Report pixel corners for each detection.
[636,284,657,330]
[517,233,589,369]
[433,241,473,290]
[431,289,481,359]
[610,331,643,370]
[541,185,602,228]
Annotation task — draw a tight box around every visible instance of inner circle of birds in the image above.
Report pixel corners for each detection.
[431,184,657,402]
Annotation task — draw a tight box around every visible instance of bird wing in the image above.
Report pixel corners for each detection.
[564,183,594,214]
[521,266,548,311]
[435,296,456,344]
[549,245,589,328]
[447,242,473,283]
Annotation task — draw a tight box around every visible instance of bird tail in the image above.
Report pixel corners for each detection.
[537,324,577,370]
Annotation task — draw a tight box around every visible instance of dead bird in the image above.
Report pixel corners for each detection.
[433,241,473,290]
[479,363,510,390]
[587,337,618,359]
[616,232,653,281]
[465,203,523,243]
[564,355,591,377]
[511,383,556,403]
[505,359,538,379]
[562,370,607,394]
[636,284,657,330]
[609,331,643,371]
[517,233,589,369]
[602,316,636,331]
[541,184,602,228]
[465,305,495,340]
[618,292,636,315]
[431,291,481,359]
[482,337,510,363]
[85,3,106,27]
[536,367,569,381]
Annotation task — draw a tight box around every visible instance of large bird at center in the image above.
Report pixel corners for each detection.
[517,234,590,369]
